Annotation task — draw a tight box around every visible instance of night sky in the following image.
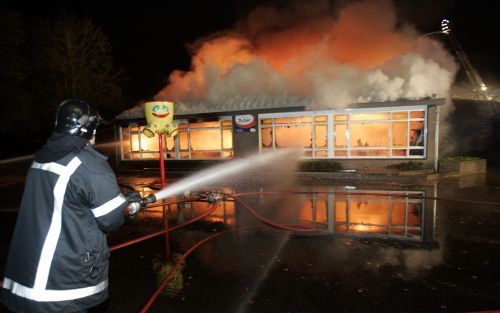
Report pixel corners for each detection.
[4,0,500,103]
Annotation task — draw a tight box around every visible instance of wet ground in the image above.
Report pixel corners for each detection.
[1,167,500,313]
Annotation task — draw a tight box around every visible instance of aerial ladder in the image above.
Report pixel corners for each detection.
[439,19,492,101]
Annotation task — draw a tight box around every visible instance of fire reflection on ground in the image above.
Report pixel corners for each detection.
[120,176,428,242]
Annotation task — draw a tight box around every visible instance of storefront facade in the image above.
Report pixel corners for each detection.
[114,98,444,172]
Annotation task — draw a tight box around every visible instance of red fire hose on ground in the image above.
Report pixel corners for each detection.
[1,191,500,309]
[113,190,500,312]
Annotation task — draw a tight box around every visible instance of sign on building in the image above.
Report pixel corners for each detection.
[233,114,257,133]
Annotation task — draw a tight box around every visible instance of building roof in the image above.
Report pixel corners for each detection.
[115,97,446,120]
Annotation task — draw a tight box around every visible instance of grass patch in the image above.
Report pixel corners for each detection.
[386,161,424,171]
[299,160,343,172]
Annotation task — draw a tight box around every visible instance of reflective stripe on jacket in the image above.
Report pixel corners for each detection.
[1,145,127,313]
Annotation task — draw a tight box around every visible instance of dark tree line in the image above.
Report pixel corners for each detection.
[0,5,128,157]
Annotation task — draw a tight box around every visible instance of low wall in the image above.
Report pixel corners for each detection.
[438,159,487,174]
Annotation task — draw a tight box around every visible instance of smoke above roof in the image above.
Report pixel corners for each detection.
[154,0,457,109]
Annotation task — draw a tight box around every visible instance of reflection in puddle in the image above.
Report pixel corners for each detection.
[129,183,435,244]
[302,189,425,241]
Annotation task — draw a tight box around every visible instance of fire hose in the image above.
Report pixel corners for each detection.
[118,189,500,313]
[1,190,500,301]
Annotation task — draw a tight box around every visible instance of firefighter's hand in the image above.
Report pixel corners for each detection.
[125,191,142,203]
[125,191,142,219]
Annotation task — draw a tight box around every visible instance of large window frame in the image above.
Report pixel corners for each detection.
[258,106,427,159]
[119,117,234,160]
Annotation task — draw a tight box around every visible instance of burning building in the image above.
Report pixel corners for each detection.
[114,0,456,172]
[115,96,443,172]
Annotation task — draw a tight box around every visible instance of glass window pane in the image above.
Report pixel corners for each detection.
[121,127,131,158]
[393,122,407,147]
[315,150,328,158]
[350,123,389,147]
[393,112,407,120]
[315,125,327,148]
[180,152,190,159]
[221,120,233,127]
[178,123,188,129]
[350,113,389,121]
[335,150,348,156]
[410,121,424,146]
[166,136,175,151]
[409,149,424,156]
[315,115,327,122]
[190,129,222,150]
[139,131,158,152]
[261,127,273,148]
[179,131,189,151]
[410,111,425,119]
[222,129,233,149]
[131,134,140,152]
[335,115,347,121]
[350,150,389,156]
[141,152,159,159]
[334,124,347,148]
[275,125,312,148]
[392,149,407,156]
[261,118,272,124]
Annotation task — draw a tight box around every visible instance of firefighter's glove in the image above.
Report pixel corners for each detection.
[125,191,142,203]
[125,191,142,218]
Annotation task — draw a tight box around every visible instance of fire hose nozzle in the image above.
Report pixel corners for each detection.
[140,194,157,207]
[203,192,222,204]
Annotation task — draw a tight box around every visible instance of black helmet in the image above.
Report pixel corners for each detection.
[54,99,101,140]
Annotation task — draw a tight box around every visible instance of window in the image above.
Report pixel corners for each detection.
[259,114,329,158]
[178,120,233,159]
[335,110,426,158]
[120,119,233,160]
[259,107,427,159]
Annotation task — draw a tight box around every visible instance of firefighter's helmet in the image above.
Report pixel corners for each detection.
[54,99,102,140]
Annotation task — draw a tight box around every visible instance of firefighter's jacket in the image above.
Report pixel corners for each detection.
[0,145,128,313]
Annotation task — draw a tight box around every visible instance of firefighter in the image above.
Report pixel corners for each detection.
[0,99,142,313]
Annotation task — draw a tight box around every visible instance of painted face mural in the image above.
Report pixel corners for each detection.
[144,101,175,137]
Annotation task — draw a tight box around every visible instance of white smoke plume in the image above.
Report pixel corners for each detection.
[155,0,458,109]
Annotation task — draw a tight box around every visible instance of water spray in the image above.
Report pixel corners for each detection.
[139,148,302,205]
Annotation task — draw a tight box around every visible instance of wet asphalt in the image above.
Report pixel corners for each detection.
[1,168,500,313]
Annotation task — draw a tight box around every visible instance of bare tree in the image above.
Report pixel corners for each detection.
[32,12,126,120]
[0,6,36,156]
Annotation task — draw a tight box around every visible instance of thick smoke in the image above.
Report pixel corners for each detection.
[155,0,457,108]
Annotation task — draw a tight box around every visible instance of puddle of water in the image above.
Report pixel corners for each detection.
[127,182,434,244]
